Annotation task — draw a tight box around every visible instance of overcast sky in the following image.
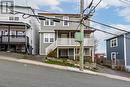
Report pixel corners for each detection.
[14,0,130,53]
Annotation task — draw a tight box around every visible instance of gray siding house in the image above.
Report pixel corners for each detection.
[39,13,95,61]
[106,33,130,71]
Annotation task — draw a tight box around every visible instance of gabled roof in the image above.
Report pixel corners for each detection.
[0,21,30,28]
[106,32,128,40]
[38,13,80,17]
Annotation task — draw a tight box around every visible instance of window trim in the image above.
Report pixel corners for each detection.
[43,33,55,43]
[63,16,69,26]
[43,17,55,26]
[110,38,118,47]
[111,52,117,64]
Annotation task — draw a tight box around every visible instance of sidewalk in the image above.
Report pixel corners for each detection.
[0,56,130,82]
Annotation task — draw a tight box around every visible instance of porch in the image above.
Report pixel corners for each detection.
[0,21,30,53]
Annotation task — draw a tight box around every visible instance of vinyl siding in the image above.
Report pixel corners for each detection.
[106,35,125,65]
[125,33,130,66]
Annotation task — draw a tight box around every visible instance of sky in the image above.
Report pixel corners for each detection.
[14,0,130,53]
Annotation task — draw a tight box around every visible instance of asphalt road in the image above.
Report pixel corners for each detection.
[0,60,130,87]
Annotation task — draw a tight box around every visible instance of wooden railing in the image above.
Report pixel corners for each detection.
[0,35,28,43]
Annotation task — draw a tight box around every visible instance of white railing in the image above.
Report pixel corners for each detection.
[45,38,94,55]
[45,41,57,55]
[57,38,94,47]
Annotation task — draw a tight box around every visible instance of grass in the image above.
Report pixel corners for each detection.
[44,59,76,67]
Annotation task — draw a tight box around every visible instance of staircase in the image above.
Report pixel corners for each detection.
[45,40,57,55]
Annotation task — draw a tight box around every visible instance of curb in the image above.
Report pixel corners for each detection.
[0,56,130,82]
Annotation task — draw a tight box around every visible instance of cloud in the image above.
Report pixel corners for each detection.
[118,7,130,22]
[15,0,60,8]
[49,6,63,12]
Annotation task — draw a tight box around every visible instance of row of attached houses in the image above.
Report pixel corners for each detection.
[0,3,95,60]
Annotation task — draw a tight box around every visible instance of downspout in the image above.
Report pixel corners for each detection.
[124,33,127,67]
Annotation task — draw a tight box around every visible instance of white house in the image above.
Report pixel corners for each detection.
[0,0,40,54]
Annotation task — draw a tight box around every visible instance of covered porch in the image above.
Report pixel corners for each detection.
[0,21,30,53]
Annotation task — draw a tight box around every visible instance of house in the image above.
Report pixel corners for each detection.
[39,13,95,61]
[0,0,39,54]
[106,33,130,71]
[95,53,105,63]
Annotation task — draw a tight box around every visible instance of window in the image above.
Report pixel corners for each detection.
[50,38,54,42]
[43,33,55,43]
[10,31,16,35]
[84,48,90,56]
[110,38,118,47]
[1,1,14,14]
[111,52,117,64]
[9,17,19,21]
[50,19,54,26]
[44,19,50,26]
[9,17,13,20]
[45,38,49,42]
[63,16,69,26]
[15,17,19,21]
[17,31,25,36]
[44,19,55,26]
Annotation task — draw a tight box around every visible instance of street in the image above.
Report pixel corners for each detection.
[0,60,130,87]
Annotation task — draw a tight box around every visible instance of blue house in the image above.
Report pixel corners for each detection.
[106,32,130,71]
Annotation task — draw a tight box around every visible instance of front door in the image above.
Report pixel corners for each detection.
[111,52,117,69]
[60,34,68,45]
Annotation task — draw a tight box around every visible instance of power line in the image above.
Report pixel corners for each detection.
[119,0,130,5]
[82,23,119,36]
[83,23,130,40]
[13,10,80,23]
[87,19,130,33]
[83,0,102,20]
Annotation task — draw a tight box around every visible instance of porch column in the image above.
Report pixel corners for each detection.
[74,48,76,60]
[57,31,58,40]
[92,47,95,63]
[25,25,28,54]
[69,32,71,45]
[7,25,10,51]
[57,48,59,58]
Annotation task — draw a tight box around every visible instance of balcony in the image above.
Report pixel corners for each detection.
[56,38,94,47]
[0,35,28,44]
[45,38,94,55]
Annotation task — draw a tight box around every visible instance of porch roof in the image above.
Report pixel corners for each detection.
[54,29,95,34]
[0,21,30,29]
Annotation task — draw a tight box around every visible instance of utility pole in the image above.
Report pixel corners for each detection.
[79,0,84,70]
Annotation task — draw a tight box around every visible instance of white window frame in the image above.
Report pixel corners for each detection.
[111,52,117,64]
[63,16,69,26]
[43,33,55,43]
[43,17,55,26]
[110,38,118,47]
